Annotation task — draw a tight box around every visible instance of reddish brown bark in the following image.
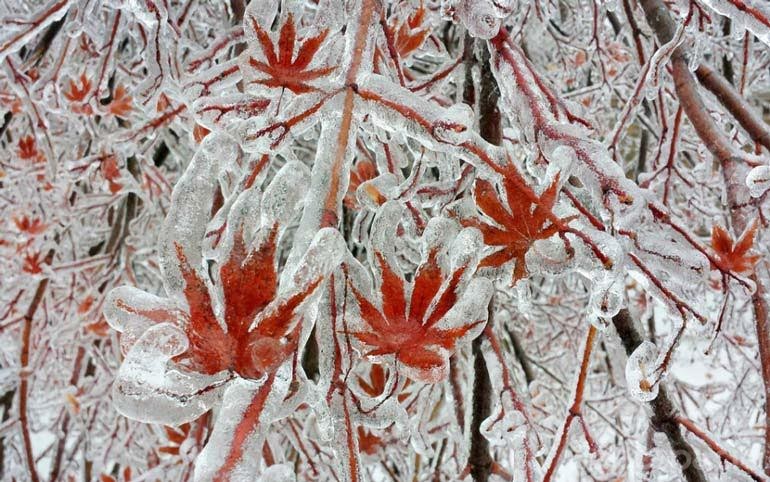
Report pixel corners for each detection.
[638,0,770,474]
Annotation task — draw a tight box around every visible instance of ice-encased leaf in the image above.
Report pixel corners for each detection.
[625,341,660,402]
[260,160,311,228]
[159,135,237,300]
[112,324,230,425]
[347,209,492,383]
[104,286,184,353]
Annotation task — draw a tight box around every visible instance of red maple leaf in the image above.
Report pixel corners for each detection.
[157,423,191,456]
[348,219,490,383]
[17,136,41,162]
[13,215,46,235]
[461,169,574,283]
[711,220,761,274]
[357,426,385,455]
[246,13,335,94]
[22,251,44,274]
[64,73,92,103]
[101,154,123,193]
[169,224,321,378]
[113,222,321,380]
[106,160,337,385]
[357,363,411,402]
[393,4,429,58]
[108,85,133,117]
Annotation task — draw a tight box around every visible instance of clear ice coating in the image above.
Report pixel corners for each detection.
[6,0,766,480]
[698,0,770,47]
[625,341,660,403]
[112,323,230,426]
[746,165,770,198]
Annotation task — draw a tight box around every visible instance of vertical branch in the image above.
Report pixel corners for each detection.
[751,273,770,475]
[48,346,85,482]
[19,249,54,482]
[542,325,597,482]
[449,355,466,429]
[286,0,375,265]
[462,33,476,107]
[0,388,13,477]
[612,309,707,482]
[468,43,501,482]
[469,302,494,481]
[638,0,770,474]
[504,323,535,386]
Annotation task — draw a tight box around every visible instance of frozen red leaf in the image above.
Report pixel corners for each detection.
[13,215,46,235]
[102,154,123,193]
[394,4,429,58]
[357,363,411,402]
[462,170,574,283]
[344,159,378,209]
[17,136,41,162]
[22,251,44,274]
[64,73,91,102]
[246,13,335,94]
[108,85,133,117]
[348,209,491,383]
[711,220,761,274]
[357,427,384,455]
[157,423,191,456]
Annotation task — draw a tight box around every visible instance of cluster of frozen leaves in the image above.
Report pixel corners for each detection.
[3,0,770,481]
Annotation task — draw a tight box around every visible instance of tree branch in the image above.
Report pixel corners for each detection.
[695,64,770,153]
[677,416,767,481]
[19,248,55,482]
[612,309,707,482]
[469,43,502,482]
[542,325,598,481]
[637,0,770,474]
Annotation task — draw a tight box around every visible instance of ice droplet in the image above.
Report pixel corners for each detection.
[625,341,660,402]
[746,165,770,198]
[457,0,501,39]
[589,272,624,320]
